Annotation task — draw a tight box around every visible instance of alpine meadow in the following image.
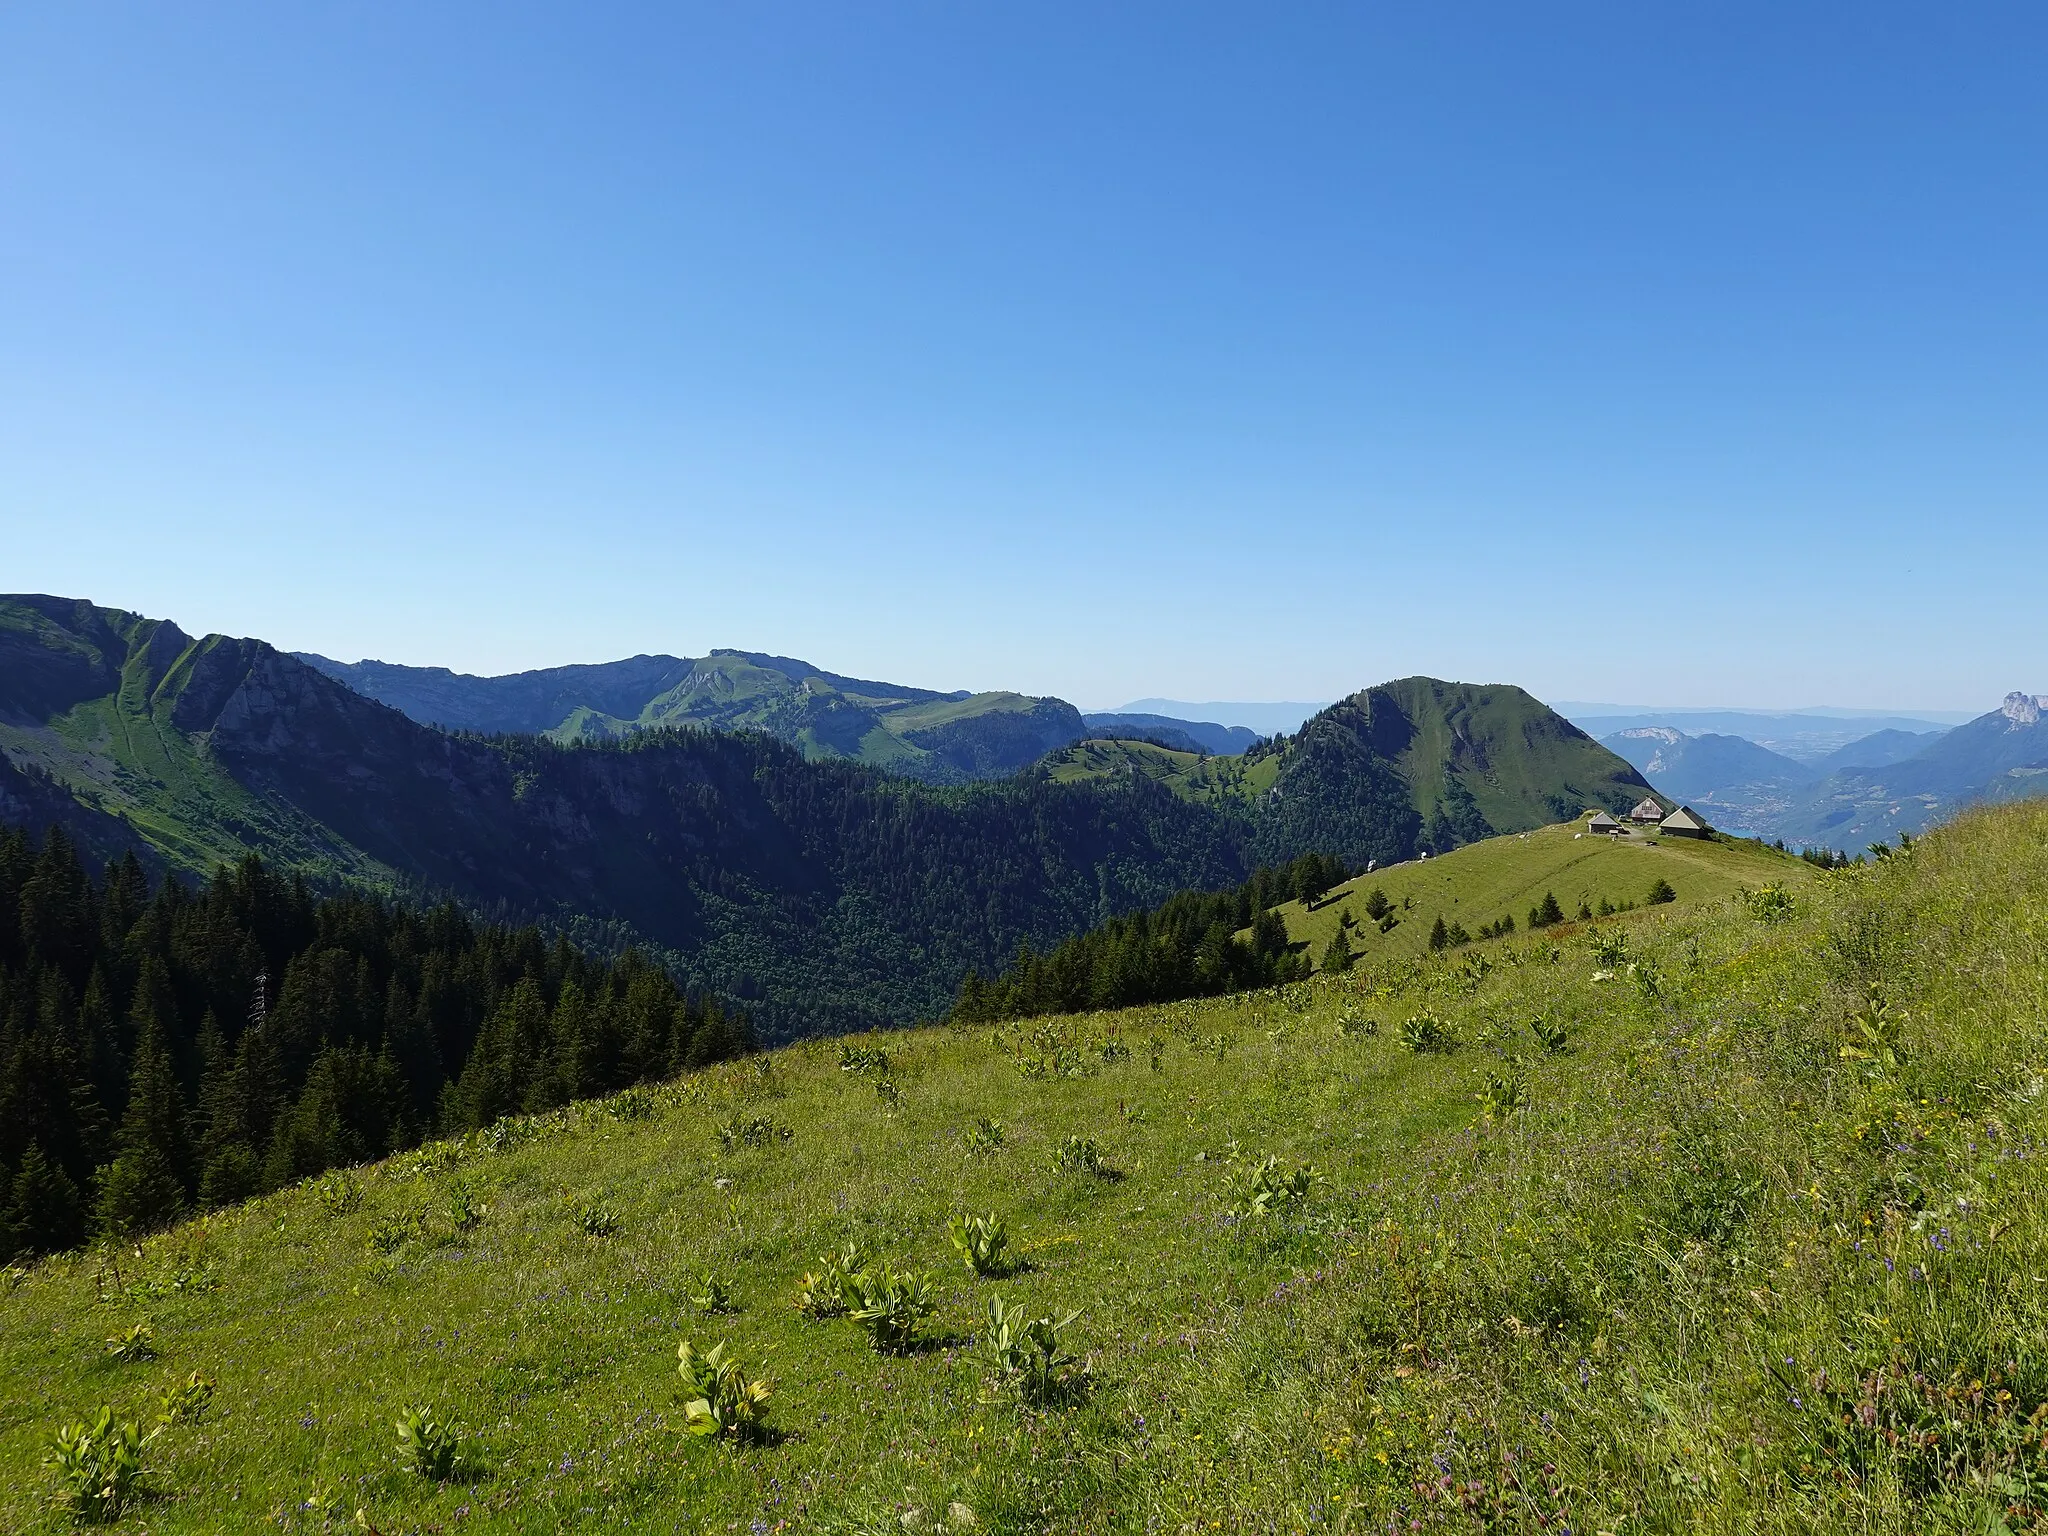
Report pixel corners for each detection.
[6,9,2044,1533]
[10,793,2048,1532]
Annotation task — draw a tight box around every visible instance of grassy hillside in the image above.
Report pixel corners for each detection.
[1043,681,1655,870]
[7,800,2046,1532]
[1270,816,1810,964]
[298,647,1085,785]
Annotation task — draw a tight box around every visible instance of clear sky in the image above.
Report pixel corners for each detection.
[3,5,2043,713]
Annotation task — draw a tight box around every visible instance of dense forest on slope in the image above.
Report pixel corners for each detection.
[0,825,746,1263]
[0,596,1244,1035]
[952,852,1346,1022]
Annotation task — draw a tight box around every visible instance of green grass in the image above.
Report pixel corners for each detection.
[6,804,2048,1531]
[1041,737,1283,807]
[1272,816,1812,963]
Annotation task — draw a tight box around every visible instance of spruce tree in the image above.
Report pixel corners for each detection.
[98,1007,191,1237]
[1429,915,1449,952]
[4,1140,84,1259]
[1320,928,1355,973]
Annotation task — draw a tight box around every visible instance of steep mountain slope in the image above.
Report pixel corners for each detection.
[1044,679,1654,868]
[1809,726,1948,774]
[1777,691,2048,850]
[1080,712,1260,755]
[299,648,1084,784]
[1598,725,1812,835]
[0,596,1237,1035]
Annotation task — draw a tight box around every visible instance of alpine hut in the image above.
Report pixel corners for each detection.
[1659,805,1711,839]
[1587,810,1623,836]
[1627,797,1666,824]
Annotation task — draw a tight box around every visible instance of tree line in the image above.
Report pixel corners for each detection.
[0,825,748,1263]
[951,852,1347,1023]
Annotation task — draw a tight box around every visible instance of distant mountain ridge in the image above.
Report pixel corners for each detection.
[297,648,1084,785]
[1081,712,1261,756]
[1774,692,2048,850]
[1561,706,1958,762]
[1598,727,1813,836]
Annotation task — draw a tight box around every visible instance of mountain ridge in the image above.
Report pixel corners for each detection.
[297,647,1083,785]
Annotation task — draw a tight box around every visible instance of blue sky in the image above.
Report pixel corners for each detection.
[3,4,2043,713]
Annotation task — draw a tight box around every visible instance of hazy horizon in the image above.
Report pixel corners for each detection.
[5,6,2043,712]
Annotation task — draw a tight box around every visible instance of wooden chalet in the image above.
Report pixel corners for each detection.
[1659,805,1711,838]
[1627,797,1666,824]
[1587,810,1623,835]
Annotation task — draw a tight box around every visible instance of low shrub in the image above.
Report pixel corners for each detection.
[105,1322,156,1364]
[838,1044,891,1077]
[1241,1154,1320,1218]
[604,1087,657,1122]
[577,1203,623,1238]
[948,1212,1010,1276]
[367,1208,423,1255]
[845,1264,936,1353]
[1050,1136,1110,1178]
[689,1271,736,1314]
[678,1340,773,1441]
[312,1170,362,1216]
[1743,883,1796,923]
[795,1241,869,1319]
[445,1185,485,1233]
[155,1371,214,1427]
[395,1403,461,1480]
[980,1296,1085,1406]
[1480,1066,1529,1119]
[717,1116,793,1153]
[47,1407,151,1522]
[1398,1013,1455,1054]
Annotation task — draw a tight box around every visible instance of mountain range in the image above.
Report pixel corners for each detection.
[1601,696,2048,848]
[1,595,1654,1035]
[1564,706,1956,762]
[298,649,1086,784]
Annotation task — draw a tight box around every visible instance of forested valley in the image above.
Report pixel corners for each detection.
[0,826,747,1263]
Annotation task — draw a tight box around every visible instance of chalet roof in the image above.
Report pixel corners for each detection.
[1587,810,1621,829]
[1629,797,1665,820]
[1660,805,1709,832]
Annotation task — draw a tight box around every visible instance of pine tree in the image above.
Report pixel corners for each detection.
[98,1006,192,1236]
[4,1140,84,1259]
[1429,915,1449,952]
[1319,928,1355,973]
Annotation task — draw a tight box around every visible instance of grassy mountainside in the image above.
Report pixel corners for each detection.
[299,648,1085,785]
[6,801,2048,1531]
[1042,679,1654,867]
[1269,815,1810,964]
[0,597,1241,1036]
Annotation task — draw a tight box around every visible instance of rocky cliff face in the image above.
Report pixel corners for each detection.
[2001,692,2047,727]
